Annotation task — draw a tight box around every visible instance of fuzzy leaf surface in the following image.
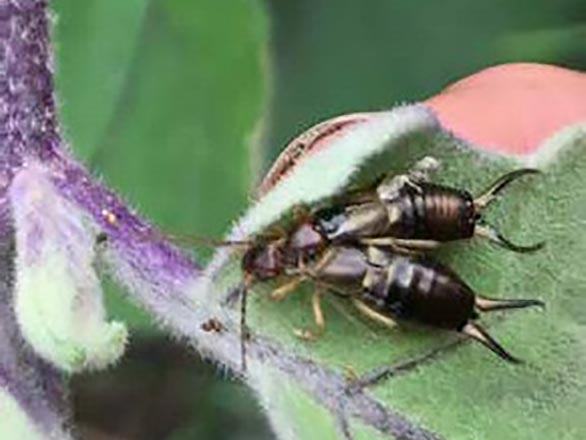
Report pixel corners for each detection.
[207,111,586,439]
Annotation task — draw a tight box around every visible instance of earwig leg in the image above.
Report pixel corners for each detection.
[323,294,379,340]
[474,168,540,209]
[313,289,325,332]
[475,224,545,253]
[475,295,545,312]
[460,322,521,364]
[307,248,340,277]
[294,288,326,341]
[360,237,441,252]
[352,299,398,330]
[366,245,394,266]
[270,278,305,301]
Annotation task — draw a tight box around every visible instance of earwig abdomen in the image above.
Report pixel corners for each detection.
[307,245,543,363]
[316,166,542,253]
[361,253,476,330]
[316,183,476,244]
[383,182,475,242]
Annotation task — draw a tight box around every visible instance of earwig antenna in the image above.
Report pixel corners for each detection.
[138,228,256,249]
[474,168,540,210]
[162,233,252,248]
[461,322,522,364]
[475,224,545,253]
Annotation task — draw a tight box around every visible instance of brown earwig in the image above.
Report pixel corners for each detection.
[316,157,544,253]
[148,159,545,369]
[299,245,544,363]
[237,233,543,366]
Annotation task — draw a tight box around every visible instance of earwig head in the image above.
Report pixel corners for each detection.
[241,243,284,280]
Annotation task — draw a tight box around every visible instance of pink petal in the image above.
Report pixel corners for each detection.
[425,63,586,155]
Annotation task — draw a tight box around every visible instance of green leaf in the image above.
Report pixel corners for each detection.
[208,111,586,439]
[10,164,127,373]
[253,369,342,440]
[53,0,269,329]
[495,24,586,62]
[87,0,268,239]
[262,0,585,167]
[53,0,149,159]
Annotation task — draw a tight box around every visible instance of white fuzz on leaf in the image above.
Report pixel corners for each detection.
[0,388,50,440]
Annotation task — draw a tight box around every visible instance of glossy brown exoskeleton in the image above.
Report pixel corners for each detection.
[238,222,543,365]
[216,159,545,367]
[316,157,544,253]
[299,245,543,363]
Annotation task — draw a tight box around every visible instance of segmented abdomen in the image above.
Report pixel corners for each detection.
[362,255,476,330]
[387,183,475,241]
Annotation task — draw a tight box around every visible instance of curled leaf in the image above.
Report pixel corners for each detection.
[9,163,127,373]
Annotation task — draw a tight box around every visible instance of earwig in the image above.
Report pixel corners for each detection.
[317,158,544,253]
[302,245,544,363]
[130,159,545,370]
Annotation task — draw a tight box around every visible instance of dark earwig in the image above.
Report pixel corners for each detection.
[307,245,543,363]
[170,159,545,370]
[317,162,544,253]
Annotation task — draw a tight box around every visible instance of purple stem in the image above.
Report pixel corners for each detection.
[0,0,72,433]
[0,0,199,431]
[1,0,199,301]
[0,2,446,439]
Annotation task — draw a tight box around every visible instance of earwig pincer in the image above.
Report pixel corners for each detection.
[316,157,544,253]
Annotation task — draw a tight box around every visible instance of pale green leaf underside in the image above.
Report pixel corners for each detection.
[0,389,45,440]
[210,116,586,439]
